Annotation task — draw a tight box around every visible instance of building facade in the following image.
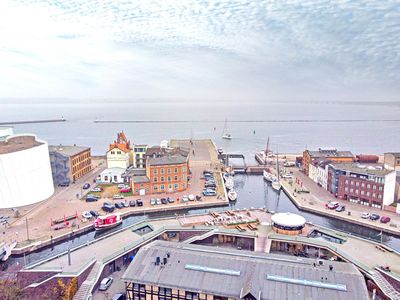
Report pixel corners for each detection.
[0,134,54,208]
[49,145,92,185]
[384,152,400,172]
[134,144,148,168]
[332,163,396,209]
[99,167,125,184]
[303,148,354,176]
[107,131,135,169]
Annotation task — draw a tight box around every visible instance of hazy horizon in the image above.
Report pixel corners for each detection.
[0,0,399,102]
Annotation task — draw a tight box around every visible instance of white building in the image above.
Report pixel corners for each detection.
[309,159,329,190]
[99,167,125,184]
[106,147,132,169]
[0,134,54,208]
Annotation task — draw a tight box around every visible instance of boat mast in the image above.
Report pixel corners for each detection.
[265,136,270,165]
[276,150,280,183]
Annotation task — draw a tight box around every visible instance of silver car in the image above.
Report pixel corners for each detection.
[99,277,113,291]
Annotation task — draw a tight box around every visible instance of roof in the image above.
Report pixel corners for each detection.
[330,162,393,177]
[100,167,126,176]
[271,213,306,227]
[384,152,400,157]
[109,131,133,152]
[122,241,369,300]
[132,176,150,183]
[307,149,354,159]
[148,154,187,166]
[49,145,90,157]
[0,134,43,154]
[123,168,147,177]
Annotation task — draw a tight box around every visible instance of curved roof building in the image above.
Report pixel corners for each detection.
[0,134,54,208]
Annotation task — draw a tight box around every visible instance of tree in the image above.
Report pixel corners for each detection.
[0,279,25,300]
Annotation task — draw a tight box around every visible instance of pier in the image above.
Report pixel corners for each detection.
[0,118,66,125]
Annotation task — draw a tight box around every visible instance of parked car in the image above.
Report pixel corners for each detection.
[91,187,102,192]
[113,194,124,200]
[380,216,391,223]
[150,198,156,205]
[112,293,126,300]
[203,190,217,196]
[182,195,189,202]
[86,195,99,202]
[58,182,69,187]
[136,199,143,206]
[115,202,124,209]
[129,200,136,207]
[120,188,131,193]
[325,201,339,209]
[122,201,129,208]
[281,174,293,179]
[188,194,195,201]
[90,210,99,218]
[99,277,113,291]
[203,170,213,175]
[361,212,370,219]
[87,194,100,199]
[335,205,345,212]
[117,184,126,189]
[83,183,91,189]
[161,198,168,204]
[370,213,380,221]
[82,211,92,219]
[102,202,115,213]
[167,197,174,203]
[156,198,162,205]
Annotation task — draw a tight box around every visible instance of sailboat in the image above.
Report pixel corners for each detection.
[272,152,281,191]
[222,119,232,140]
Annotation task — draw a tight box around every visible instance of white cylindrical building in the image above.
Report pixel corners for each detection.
[0,134,54,208]
[271,212,306,235]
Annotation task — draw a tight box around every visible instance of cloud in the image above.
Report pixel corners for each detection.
[0,0,399,101]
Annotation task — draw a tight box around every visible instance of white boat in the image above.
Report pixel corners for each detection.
[225,177,234,190]
[228,190,238,201]
[272,180,282,191]
[222,119,232,140]
[263,169,275,182]
[0,241,17,262]
[94,213,122,231]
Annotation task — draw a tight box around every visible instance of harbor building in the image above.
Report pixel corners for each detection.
[122,240,369,300]
[0,134,54,208]
[49,145,92,185]
[328,163,396,209]
[384,152,400,172]
[146,149,189,194]
[303,148,354,176]
[107,131,135,169]
[134,144,148,168]
[99,167,125,184]
[308,159,330,190]
[271,212,306,235]
[0,127,13,141]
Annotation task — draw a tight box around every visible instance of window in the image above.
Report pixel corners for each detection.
[361,182,365,188]
[185,291,199,300]
[183,167,187,172]
[174,184,178,189]
[174,175,178,181]
[182,183,186,188]
[161,185,165,190]
[345,179,348,184]
[379,186,383,191]
[167,176,171,182]
[355,182,359,186]
[154,185,158,191]
[161,176,165,182]
[161,168,165,174]
[174,167,178,173]
[167,168,171,174]
[373,185,377,190]
[367,184,371,189]
[117,151,121,154]
[153,177,158,182]
[154,169,158,175]
[159,287,172,299]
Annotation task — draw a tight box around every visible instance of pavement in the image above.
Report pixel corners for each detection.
[280,166,400,235]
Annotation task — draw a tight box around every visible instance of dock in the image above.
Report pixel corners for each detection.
[0,118,66,125]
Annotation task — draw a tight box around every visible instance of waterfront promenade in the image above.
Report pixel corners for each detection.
[279,167,400,236]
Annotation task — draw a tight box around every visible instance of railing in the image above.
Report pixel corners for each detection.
[62,257,96,276]
[268,233,372,274]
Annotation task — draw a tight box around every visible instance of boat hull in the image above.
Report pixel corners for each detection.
[94,219,122,231]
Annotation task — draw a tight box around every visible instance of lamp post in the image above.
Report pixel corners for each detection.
[25,217,30,241]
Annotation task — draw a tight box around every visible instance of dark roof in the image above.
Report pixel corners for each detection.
[123,168,147,177]
[132,176,150,183]
[148,154,187,166]
[122,241,368,300]
[330,163,392,176]
[49,145,90,157]
[307,149,354,159]
[0,135,43,154]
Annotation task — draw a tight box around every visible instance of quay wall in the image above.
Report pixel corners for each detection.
[280,180,400,237]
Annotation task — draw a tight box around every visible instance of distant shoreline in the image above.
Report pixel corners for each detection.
[94,119,400,123]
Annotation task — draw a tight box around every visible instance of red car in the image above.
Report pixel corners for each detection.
[380,216,391,224]
[120,188,131,193]
[325,201,339,209]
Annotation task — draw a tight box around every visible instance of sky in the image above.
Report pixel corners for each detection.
[0,0,399,102]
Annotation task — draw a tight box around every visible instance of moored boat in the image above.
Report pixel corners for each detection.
[272,180,281,191]
[263,169,275,182]
[0,242,17,262]
[228,190,238,201]
[94,213,122,231]
[225,177,234,190]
